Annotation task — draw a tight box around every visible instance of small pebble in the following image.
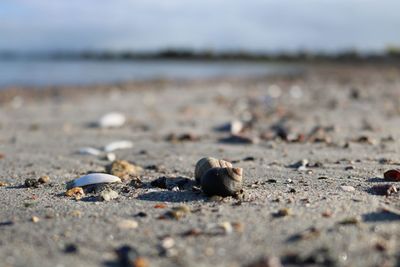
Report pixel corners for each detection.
[160,237,175,249]
[31,216,40,223]
[274,208,291,217]
[337,217,360,225]
[64,243,79,254]
[383,169,400,182]
[24,178,39,188]
[115,245,149,267]
[218,222,233,235]
[38,175,50,184]
[245,256,283,267]
[0,181,8,187]
[163,205,191,220]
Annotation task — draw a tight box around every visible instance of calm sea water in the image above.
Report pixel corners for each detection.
[0,59,301,88]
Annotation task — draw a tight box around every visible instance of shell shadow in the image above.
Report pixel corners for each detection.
[362,211,400,222]
[137,190,204,203]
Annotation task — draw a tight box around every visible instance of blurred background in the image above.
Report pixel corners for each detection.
[1,0,400,87]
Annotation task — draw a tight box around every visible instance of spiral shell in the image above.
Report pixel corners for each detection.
[201,167,243,197]
[194,157,233,184]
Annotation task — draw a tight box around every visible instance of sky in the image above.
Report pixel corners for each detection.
[1,0,400,53]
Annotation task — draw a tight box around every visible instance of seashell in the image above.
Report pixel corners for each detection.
[201,167,243,197]
[97,112,126,128]
[103,140,133,152]
[69,173,121,188]
[77,147,102,156]
[194,157,233,184]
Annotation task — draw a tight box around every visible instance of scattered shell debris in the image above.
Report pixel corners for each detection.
[77,147,102,156]
[103,140,133,152]
[97,112,126,128]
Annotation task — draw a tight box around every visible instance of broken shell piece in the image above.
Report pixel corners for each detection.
[194,157,233,184]
[65,187,85,200]
[77,147,102,156]
[106,160,143,181]
[341,185,355,192]
[117,219,138,229]
[97,112,126,128]
[105,153,116,162]
[201,167,243,197]
[99,189,119,201]
[103,140,133,152]
[69,173,121,188]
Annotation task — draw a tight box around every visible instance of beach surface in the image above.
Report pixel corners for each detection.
[1,65,400,267]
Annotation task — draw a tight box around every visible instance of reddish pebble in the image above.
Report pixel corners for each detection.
[154,203,167,209]
[383,169,400,181]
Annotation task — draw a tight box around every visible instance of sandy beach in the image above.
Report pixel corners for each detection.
[1,64,400,267]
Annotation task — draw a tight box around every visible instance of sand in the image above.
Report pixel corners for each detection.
[0,64,400,267]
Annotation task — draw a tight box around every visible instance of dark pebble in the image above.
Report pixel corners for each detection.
[115,245,139,267]
[24,178,39,188]
[64,243,78,254]
[383,169,400,182]
[242,156,255,161]
[135,212,148,218]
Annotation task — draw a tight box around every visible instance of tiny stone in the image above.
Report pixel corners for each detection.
[0,181,8,186]
[344,166,355,171]
[160,237,175,249]
[383,169,400,182]
[135,212,147,217]
[337,217,360,225]
[24,178,39,188]
[274,208,291,217]
[31,216,40,223]
[38,175,50,184]
[245,256,283,267]
[64,243,78,254]
[322,210,333,218]
[218,222,233,235]
[154,203,167,209]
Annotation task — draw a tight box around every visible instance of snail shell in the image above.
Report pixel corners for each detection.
[201,167,243,197]
[194,157,233,184]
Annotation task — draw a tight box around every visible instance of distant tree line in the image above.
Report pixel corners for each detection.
[2,47,400,62]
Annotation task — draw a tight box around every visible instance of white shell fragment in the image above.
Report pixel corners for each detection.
[97,112,126,128]
[77,147,102,156]
[230,120,244,135]
[103,140,133,152]
[340,185,355,192]
[71,173,121,187]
